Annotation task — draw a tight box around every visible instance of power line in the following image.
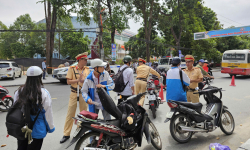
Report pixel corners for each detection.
[217,14,245,26]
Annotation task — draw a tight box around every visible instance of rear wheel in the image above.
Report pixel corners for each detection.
[147,120,162,150]
[170,114,192,143]
[75,132,108,150]
[230,74,236,78]
[151,105,156,119]
[220,110,235,135]
[0,97,13,112]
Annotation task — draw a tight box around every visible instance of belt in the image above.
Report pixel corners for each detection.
[70,86,82,94]
[187,88,196,92]
[136,78,147,82]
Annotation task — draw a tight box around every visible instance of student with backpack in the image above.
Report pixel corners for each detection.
[113,55,135,104]
[6,66,55,150]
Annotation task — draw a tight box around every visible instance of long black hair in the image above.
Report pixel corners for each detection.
[16,74,44,115]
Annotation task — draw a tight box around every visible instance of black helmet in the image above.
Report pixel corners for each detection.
[153,62,158,66]
[123,55,132,63]
[172,57,181,66]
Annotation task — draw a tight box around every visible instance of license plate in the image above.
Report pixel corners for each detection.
[148,95,156,100]
[166,112,174,118]
[73,127,81,137]
[84,148,106,150]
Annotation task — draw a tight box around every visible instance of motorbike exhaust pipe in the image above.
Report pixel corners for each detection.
[180,126,208,132]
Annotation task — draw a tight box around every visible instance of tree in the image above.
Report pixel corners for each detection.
[61,31,90,59]
[39,0,91,73]
[133,0,160,62]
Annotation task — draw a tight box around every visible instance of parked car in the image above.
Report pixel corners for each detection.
[0,61,22,80]
[53,60,120,83]
[158,57,186,71]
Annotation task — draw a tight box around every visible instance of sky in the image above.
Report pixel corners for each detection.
[1,0,250,34]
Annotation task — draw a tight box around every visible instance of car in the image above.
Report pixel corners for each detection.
[158,57,186,71]
[0,61,22,80]
[53,60,120,83]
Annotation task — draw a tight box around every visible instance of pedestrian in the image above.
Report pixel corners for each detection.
[116,55,135,104]
[64,61,69,67]
[152,62,161,79]
[81,59,114,121]
[196,59,214,79]
[183,55,203,103]
[135,58,161,106]
[42,59,46,80]
[166,57,190,102]
[14,66,55,150]
[134,61,138,73]
[60,52,89,144]
[149,61,152,67]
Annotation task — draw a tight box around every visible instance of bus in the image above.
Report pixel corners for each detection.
[221,50,250,77]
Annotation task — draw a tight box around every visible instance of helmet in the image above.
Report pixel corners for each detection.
[153,62,158,66]
[91,59,107,68]
[199,59,205,63]
[172,57,181,66]
[26,66,43,76]
[123,55,132,63]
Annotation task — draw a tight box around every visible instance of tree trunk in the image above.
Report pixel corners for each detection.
[45,1,51,73]
[107,0,115,44]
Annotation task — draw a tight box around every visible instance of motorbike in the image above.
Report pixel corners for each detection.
[146,79,163,119]
[0,86,13,112]
[165,87,235,143]
[66,87,162,150]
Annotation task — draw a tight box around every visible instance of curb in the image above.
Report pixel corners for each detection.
[237,139,250,150]
[3,82,60,88]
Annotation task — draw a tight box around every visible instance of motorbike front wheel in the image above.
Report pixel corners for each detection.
[147,119,162,150]
[220,110,235,135]
[74,132,108,150]
[170,114,193,143]
[0,97,13,112]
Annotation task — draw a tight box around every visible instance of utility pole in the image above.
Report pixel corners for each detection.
[97,0,104,60]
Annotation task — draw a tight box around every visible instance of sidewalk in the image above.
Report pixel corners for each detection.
[0,75,60,87]
[238,139,250,150]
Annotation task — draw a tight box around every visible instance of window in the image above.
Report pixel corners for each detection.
[159,58,169,65]
[0,63,10,68]
[248,54,250,63]
[223,53,245,60]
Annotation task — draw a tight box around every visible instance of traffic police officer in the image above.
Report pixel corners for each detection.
[135,58,161,106]
[60,52,90,143]
[183,55,203,103]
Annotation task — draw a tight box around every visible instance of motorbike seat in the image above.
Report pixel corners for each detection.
[174,101,203,110]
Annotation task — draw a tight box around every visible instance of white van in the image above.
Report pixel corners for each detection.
[158,57,186,71]
[0,61,22,80]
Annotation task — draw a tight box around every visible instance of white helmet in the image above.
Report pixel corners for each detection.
[91,59,107,68]
[26,66,43,76]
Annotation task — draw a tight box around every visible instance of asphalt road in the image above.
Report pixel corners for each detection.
[1,72,250,150]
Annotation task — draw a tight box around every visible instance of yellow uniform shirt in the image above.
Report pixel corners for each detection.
[136,64,161,79]
[183,67,203,89]
[66,66,90,89]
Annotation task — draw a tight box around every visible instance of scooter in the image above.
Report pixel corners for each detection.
[66,87,162,150]
[165,87,235,143]
[146,79,163,119]
[0,86,13,112]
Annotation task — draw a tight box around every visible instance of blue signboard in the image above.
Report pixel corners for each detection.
[178,50,182,58]
[111,44,116,61]
[194,26,250,40]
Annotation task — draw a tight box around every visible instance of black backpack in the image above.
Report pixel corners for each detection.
[113,66,129,93]
[6,102,40,140]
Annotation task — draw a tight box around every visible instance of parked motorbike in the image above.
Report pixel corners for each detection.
[66,87,162,150]
[165,87,235,143]
[0,86,13,112]
[146,79,163,119]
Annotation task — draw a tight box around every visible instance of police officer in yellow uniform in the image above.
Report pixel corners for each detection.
[183,55,203,103]
[60,52,90,143]
[135,58,161,106]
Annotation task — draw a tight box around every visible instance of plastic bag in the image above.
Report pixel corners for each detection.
[209,143,230,150]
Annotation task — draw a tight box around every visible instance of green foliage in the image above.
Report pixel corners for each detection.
[61,31,90,59]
